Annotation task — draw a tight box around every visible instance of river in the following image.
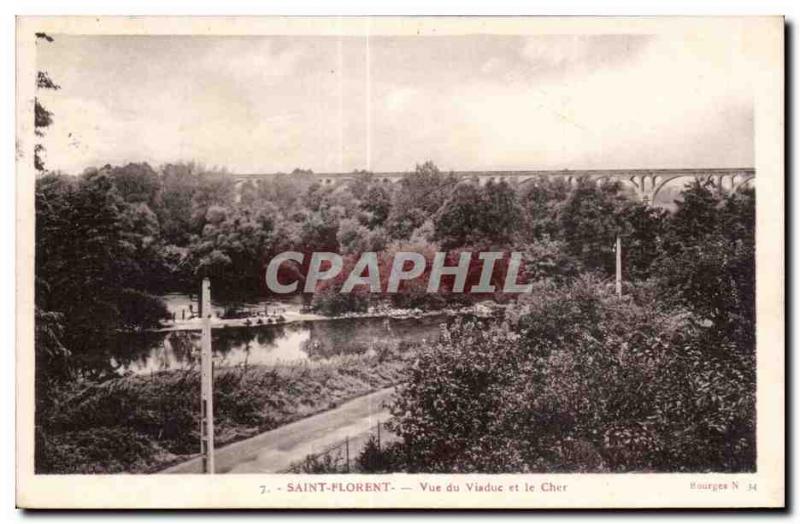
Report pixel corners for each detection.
[108,313,449,376]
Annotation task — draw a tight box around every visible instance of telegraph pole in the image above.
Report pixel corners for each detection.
[200,278,215,473]
[615,234,622,298]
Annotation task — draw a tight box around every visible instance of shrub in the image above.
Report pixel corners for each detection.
[356,436,404,473]
[296,449,348,473]
[35,348,412,473]
[387,279,755,473]
[117,288,171,330]
[36,426,157,474]
[311,287,369,316]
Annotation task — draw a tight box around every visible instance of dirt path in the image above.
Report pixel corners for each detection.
[161,387,395,474]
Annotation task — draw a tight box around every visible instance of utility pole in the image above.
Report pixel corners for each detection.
[615,234,622,298]
[200,278,215,473]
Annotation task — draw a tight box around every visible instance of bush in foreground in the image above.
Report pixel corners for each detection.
[386,278,755,473]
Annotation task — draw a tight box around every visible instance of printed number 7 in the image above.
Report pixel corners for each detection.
[260,485,267,494]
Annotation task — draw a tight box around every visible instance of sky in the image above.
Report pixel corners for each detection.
[35,32,754,174]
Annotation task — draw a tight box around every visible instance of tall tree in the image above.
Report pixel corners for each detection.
[558,179,629,274]
[657,182,755,349]
[36,172,168,376]
[34,33,60,172]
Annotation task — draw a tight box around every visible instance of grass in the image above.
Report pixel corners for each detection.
[35,345,412,474]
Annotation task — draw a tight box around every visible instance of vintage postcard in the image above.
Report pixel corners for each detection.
[15,16,784,509]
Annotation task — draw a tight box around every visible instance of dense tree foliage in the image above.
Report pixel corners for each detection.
[380,183,756,472]
[387,276,754,472]
[35,161,754,367]
[35,157,755,472]
[35,171,169,379]
[656,181,755,349]
[434,180,522,249]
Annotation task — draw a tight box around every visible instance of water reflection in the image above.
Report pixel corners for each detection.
[109,316,447,375]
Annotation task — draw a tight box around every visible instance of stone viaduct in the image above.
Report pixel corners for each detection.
[233,167,754,205]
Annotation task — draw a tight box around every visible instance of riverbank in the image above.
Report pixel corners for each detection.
[153,303,499,332]
[35,346,414,474]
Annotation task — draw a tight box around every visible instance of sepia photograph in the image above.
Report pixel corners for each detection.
[14,15,784,509]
